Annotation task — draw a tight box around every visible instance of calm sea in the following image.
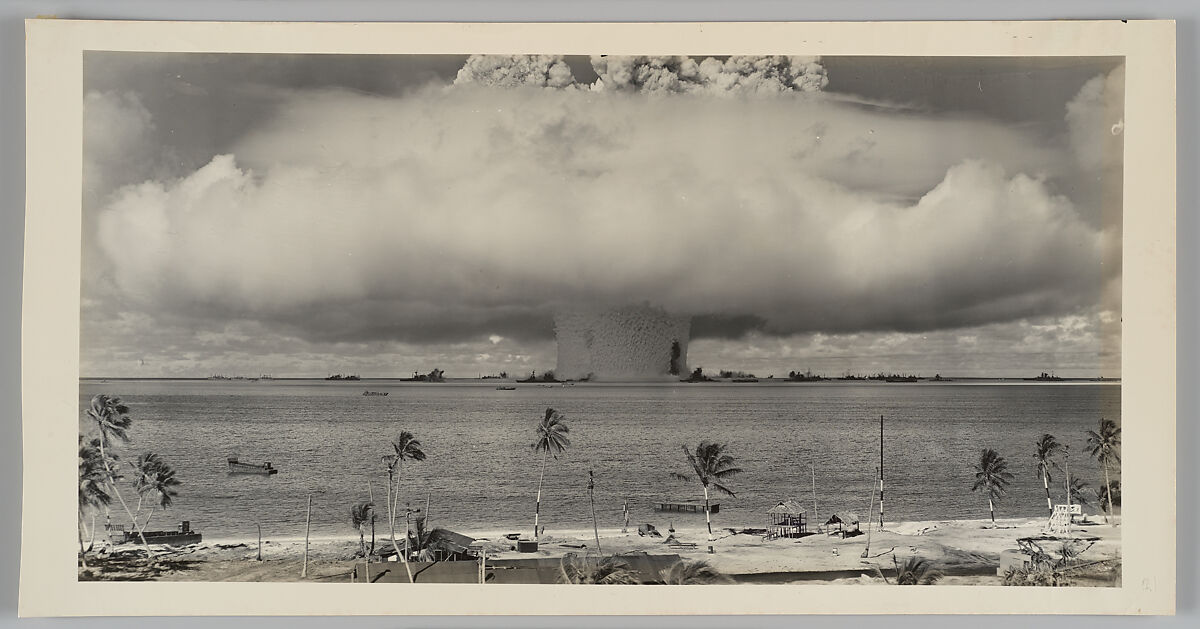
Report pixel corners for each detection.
[78,380,1120,541]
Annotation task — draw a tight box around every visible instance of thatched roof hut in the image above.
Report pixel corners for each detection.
[824,512,860,537]
[767,499,808,539]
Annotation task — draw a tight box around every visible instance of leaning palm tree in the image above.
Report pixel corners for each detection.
[533,408,571,541]
[84,395,149,556]
[129,452,181,556]
[558,553,640,584]
[350,501,376,559]
[971,448,1013,525]
[1066,473,1090,508]
[1032,434,1063,512]
[671,442,742,548]
[891,555,943,585]
[78,436,112,564]
[382,431,425,583]
[658,559,733,584]
[1086,418,1121,524]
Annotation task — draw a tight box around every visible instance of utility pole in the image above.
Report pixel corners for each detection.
[302,494,312,578]
[879,415,885,529]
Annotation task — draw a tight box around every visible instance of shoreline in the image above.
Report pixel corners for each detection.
[81,514,1122,585]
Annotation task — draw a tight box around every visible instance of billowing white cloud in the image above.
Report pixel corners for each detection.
[93,77,1113,347]
[1066,65,1125,172]
[454,54,577,89]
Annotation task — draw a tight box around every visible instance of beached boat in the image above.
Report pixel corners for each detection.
[227,456,278,475]
[118,521,202,547]
[362,390,389,396]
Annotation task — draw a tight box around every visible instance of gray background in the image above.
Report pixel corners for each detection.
[0,1,1194,627]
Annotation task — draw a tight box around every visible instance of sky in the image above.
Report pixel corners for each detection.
[80,53,1124,378]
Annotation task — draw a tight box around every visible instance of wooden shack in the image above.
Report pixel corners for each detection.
[766,499,808,539]
[825,512,861,538]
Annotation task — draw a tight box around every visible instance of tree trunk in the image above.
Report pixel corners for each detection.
[87,514,97,552]
[78,514,89,569]
[534,450,548,541]
[988,498,995,525]
[703,485,714,554]
[96,437,153,559]
[386,470,401,557]
[1043,470,1052,512]
[359,528,366,558]
[1102,459,1114,525]
[370,519,375,556]
[385,467,414,584]
[137,508,155,542]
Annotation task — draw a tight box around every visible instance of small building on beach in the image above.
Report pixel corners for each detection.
[825,512,861,538]
[766,500,808,539]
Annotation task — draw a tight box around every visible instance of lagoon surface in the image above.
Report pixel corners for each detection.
[79,380,1120,541]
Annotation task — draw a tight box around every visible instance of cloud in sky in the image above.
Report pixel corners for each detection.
[81,55,1125,376]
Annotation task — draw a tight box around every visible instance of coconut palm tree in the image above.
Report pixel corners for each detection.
[129,452,180,550]
[1086,418,1121,524]
[671,442,743,548]
[1066,473,1090,507]
[891,555,943,585]
[659,559,733,584]
[381,431,425,583]
[1097,479,1121,513]
[350,501,376,558]
[532,408,570,541]
[971,448,1013,525]
[1032,434,1063,512]
[558,553,640,584]
[84,395,153,556]
[78,436,111,564]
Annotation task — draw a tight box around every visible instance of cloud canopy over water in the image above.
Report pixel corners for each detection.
[82,54,1124,376]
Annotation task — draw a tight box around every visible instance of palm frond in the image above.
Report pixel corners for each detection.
[711,481,737,498]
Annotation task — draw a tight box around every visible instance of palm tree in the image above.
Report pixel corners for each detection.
[671,442,742,549]
[1032,434,1062,512]
[350,502,376,558]
[129,452,180,554]
[84,395,149,555]
[1097,479,1121,513]
[78,436,111,564]
[658,559,733,584]
[1066,473,1090,507]
[891,555,943,585]
[532,408,570,541]
[971,448,1013,525]
[381,431,425,583]
[558,553,640,584]
[1086,418,1121,524]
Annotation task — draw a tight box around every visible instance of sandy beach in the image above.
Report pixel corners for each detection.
[78,513,1121,585]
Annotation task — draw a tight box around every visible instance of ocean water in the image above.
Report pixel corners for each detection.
[78,380,1120,541]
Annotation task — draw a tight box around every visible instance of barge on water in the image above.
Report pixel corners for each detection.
[227,456,278,475]
[654,501,719,514]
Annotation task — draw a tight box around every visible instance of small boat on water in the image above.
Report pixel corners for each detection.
[227,456,278,475]
[495,386,516,391]
[362,390,389,396]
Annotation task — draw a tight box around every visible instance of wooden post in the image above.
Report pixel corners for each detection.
[879,415,885,528]
[256,523,262,561]
[588,471,601,554]
[810,464,818,530]
[302,494,311,578]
